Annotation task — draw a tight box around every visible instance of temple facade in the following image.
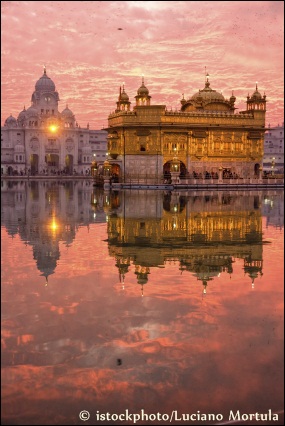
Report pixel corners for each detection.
[1,68,107,176]
[106,75,267,181]
[263,123,284,174]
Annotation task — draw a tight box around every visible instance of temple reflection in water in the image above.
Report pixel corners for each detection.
[105,190,267,294]
[1,180,104,283]
[1,180,284,426]
[1,180,283,293]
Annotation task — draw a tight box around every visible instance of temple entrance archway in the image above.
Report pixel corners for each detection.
[45,154,59,171]
[163,160,187,177]
[30,154,39,175]
[65,154,73,175]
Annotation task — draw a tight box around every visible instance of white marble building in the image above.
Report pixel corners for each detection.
[1,67,107,176]
[263,123,284,174]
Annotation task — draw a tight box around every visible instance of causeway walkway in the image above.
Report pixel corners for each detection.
[1,176,283,190]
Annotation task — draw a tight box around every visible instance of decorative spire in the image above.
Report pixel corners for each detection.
[205,72,210,88]
[230,91,236,105]
[142,74,144,85]
[44,64,46,75]
[202,280,207,295]
[180,93,186,106]
[255,82,258,91]
[204,66,210,85]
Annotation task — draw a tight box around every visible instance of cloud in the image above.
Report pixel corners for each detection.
[1,0,284,128]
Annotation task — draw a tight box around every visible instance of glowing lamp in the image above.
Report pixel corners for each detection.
[170,156,180,173]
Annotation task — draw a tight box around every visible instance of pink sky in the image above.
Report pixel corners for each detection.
[1,0,284,130]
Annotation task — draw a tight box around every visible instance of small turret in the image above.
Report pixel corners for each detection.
[116,84,131,112]
[135,76,151,106]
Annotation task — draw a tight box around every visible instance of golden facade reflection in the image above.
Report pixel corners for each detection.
[1,181,283,291]
[106,190,267,293]
[1,183,284,425]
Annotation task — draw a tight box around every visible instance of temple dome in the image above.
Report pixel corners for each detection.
[251,84,262,100]
[26,106,39,117]
[5,115,17,127]
[137,77,149,96]
[18,108,27,121]
[61,105,74,117]
[190,80,225,102]
[120,88,129,101]
[137,276,148,285]
[35,68,56,92]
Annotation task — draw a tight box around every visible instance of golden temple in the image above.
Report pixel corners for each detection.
[105,75,266,182]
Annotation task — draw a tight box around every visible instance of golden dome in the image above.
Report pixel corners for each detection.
[137,77,149,96]
[120,87,129,101]
[251,84,262,100]
[190,78,225,102]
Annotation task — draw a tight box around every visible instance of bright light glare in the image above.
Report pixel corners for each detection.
[51,218,58,231]
[49,125,57,133]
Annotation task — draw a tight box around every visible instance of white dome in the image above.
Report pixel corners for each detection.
[18,108,27,121]
[35,69,56,92]
[61,105,74,117]
[26,106,39,117]
[5,115,17,127]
